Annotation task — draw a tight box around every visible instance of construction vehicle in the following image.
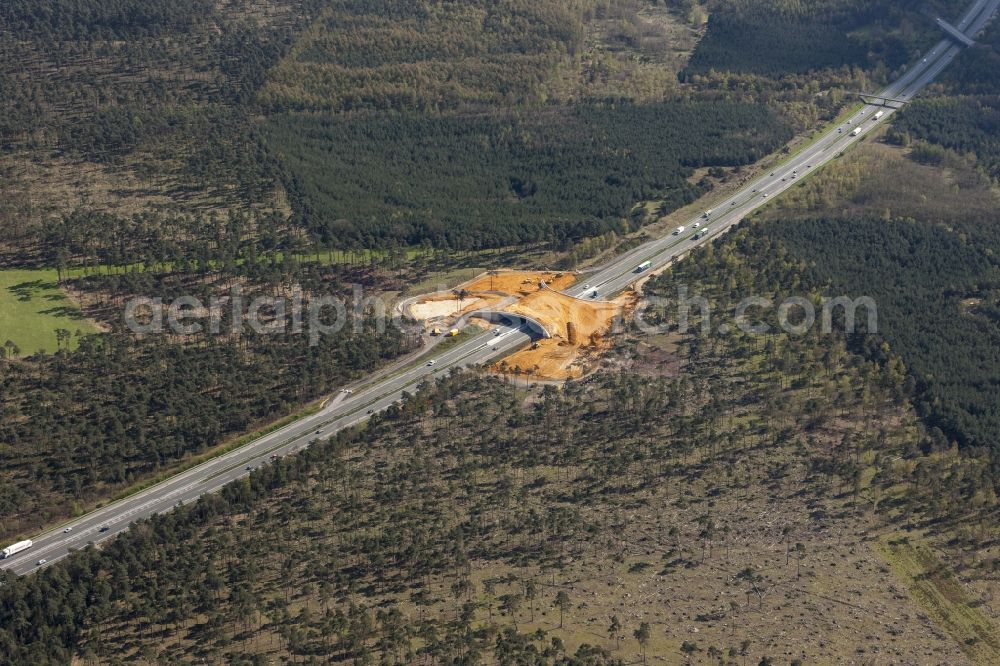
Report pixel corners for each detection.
[431,327,441,336]
[2,539,32,558]
[447,328,460,337]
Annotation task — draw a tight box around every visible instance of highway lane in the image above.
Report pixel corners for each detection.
[0,322,531,575]
[564,0,999,301]
[3,0,996,576]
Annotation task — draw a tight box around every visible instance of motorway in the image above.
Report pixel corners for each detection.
[2,0,997,576]
[0,322,529,575]
[565,0,1000,300]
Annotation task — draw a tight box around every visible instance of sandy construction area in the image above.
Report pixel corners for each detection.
[409,297,480,321]
[408,293,508,322]
[463,270,576,296]
[499,289,633,380]
[496,339,591,380]
[510,289,622,341]
[407,269,633,380]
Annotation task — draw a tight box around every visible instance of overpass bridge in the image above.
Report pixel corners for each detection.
[936,16,977,46]
[468,310,551,339]
[850,91,910,108]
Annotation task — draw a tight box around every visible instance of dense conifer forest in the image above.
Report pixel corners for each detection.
[683,0,964,76]
[766,216,1000,451]
[267,102,792,249]
[940,17,1000,94]
[888,95,1000,179]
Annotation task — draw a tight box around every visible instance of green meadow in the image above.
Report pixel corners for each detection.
[0,269,100,356]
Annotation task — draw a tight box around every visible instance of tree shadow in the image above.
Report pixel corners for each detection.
[8,279,60,303]
[38,306,85,321]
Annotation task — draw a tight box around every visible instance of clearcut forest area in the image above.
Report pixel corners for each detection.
[3,1,1000,665]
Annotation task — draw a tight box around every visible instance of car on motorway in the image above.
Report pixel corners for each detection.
[692,222,700,228]
[762,193,768,198]
[366,408,374,414]
[492,346,498,351]
[494,329,501,336]
[99,526,110,533]
[245,465,252,471]
[583,284,590,289]
[37,559,46,566]
[427,360,435,366]
[63,527,72,533]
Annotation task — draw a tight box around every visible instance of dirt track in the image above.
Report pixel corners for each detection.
[463,271,576,295]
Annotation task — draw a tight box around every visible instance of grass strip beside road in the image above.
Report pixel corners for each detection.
[770,102,866,171]
[204,327,496,481]
[377,326,482,381]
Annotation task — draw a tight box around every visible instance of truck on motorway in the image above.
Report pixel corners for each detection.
[673,226,685,235]
[635,260,652,273]
[873,110,885,121]
[702,210,712,219]
[2,539,32,558]
[851,127,862,136]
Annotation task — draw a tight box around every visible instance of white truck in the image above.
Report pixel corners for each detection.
[873,110,885,121]
[851,127,862,136]
[673,226,686,235]
[2,539,32,559]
